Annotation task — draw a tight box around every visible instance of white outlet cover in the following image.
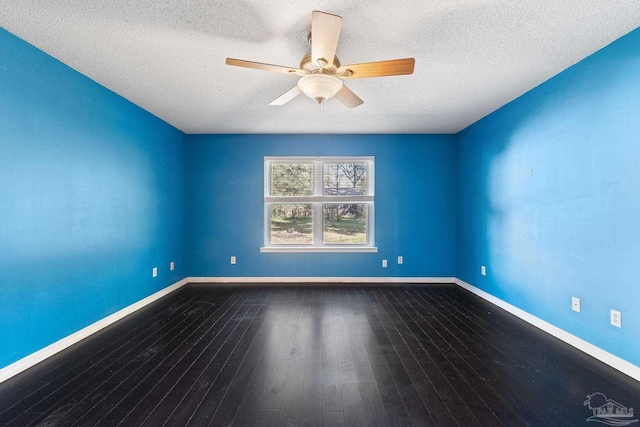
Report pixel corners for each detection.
[231,256,236,264]
[170,261,174,271]
[382,259,387,267]
[571,297,581,313]
[152,267,158,277]
[611,309,622,328]
[481,266,486,276]
[398,256,403,264]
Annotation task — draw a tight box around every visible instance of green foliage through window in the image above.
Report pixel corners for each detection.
[270,162,313,196]
[270,204,313,244]
[324,204,367,244]
[323,163,367,195]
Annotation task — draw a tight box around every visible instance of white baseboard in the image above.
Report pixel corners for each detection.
[455,278,640,383]
[0,278,189,384]
[187,276,457,284]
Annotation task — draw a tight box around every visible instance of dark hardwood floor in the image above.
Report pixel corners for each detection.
[1,284,638,426]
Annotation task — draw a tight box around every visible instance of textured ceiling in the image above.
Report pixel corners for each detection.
[1,1,639,134]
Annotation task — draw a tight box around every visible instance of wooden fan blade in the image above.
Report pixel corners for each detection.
[338,58,415,79]
[269,86,303,105]
[334,85,363,109]
[311,11,343,68]
[226,58,300,75]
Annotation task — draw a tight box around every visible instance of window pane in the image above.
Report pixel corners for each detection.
[323,163,367,196]
[271,204,313,244]
[271,162,313,196]
[323,204,367,244]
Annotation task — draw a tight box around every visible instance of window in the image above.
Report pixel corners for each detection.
[262,156,376,252]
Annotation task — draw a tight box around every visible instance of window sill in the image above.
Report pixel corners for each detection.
[260,246,378,253]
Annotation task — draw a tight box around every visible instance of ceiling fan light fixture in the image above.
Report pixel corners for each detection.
[297,74,343,103]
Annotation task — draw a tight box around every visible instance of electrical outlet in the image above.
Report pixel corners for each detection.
[382,259,387,268]
[398,256,403,265]
[152,267,158,278]
[230,256,236,265]
[611,310,622,328]
[481,266,486,276]
[170,261,174,271]
[571,297,581,313]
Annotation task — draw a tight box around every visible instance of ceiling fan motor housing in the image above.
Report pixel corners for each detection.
[299,52,341,74]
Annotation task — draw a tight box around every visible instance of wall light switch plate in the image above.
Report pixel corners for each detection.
[611,310,622,328]
[382,259,387,268]
[152,267,158,278]
[170,261,174,271]
[481,266,486,276]
[571,297,581,312]
[230,256,236,265]
[397,256,403,265]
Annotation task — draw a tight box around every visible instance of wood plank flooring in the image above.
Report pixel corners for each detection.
[0,284,638,426]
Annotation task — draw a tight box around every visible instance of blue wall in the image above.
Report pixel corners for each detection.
[0,29,187,369]
[186,134,457,278]
[457,28,640,366]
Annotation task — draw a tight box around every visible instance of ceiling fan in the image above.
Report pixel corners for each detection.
[226,10,415,109]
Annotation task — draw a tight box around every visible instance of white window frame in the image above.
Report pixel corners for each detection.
[261,156,377,253]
